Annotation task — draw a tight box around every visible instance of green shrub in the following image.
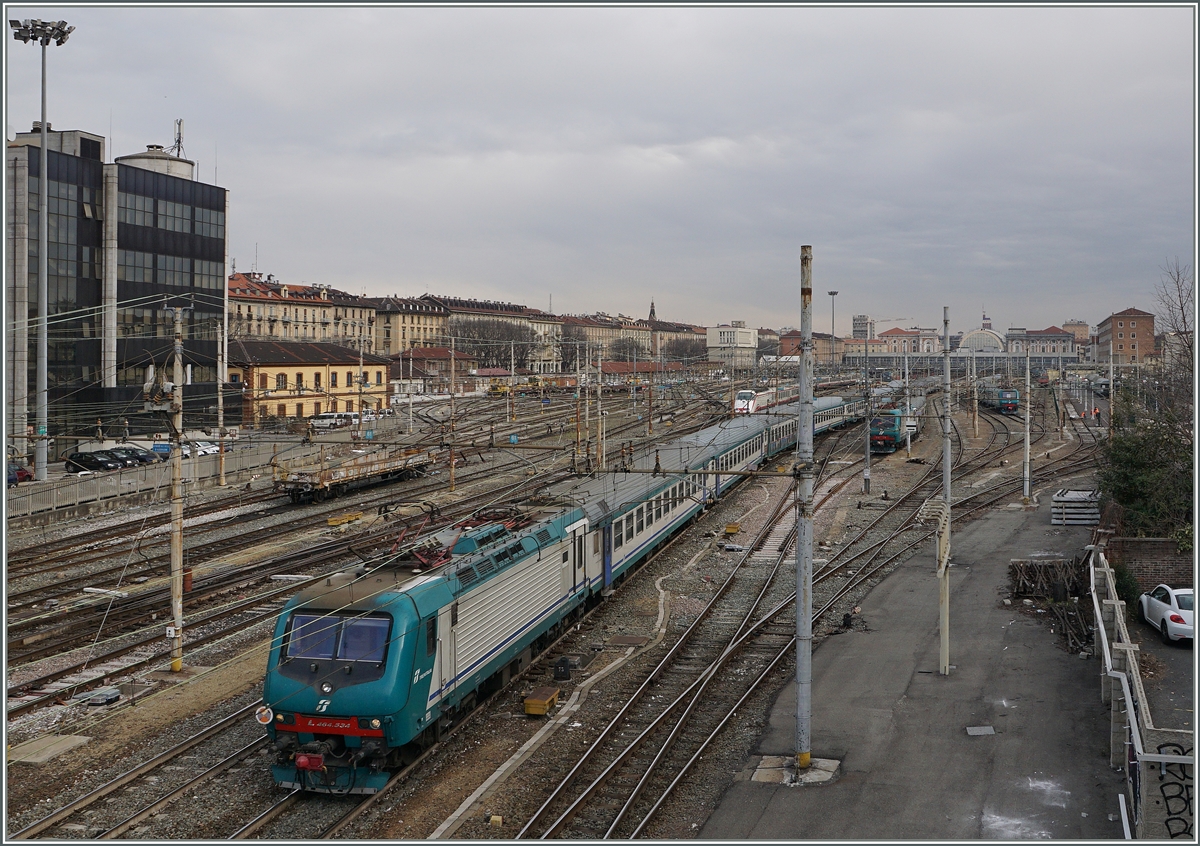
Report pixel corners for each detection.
[1112,562,1142,609]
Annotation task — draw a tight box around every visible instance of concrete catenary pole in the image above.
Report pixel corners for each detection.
[510,340,516,422]
[169,306,185,672]
[971,349,979,439]
[940,306,952,676]
[1023,348,1031,500]
[862,344,871,494]
[450,335,456,492]
[1108,332,1115,439]
[795,245,815,770]
[217,322,226,487]
[903,351,911,458]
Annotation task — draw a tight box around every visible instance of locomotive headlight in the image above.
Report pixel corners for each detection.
[370,718,381,729]
[320,682,333,694]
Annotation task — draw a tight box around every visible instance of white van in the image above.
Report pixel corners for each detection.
[310,412,359,430]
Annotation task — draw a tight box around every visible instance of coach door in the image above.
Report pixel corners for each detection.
[602,524,613,588]
[563,519,587,596]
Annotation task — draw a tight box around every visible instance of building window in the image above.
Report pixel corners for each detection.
[195,206,225,239]
[117,192,153,227]
[1117,344,1124,350]
[157,254,191,287]
[295,373,304,389]
[195,259,222,290]
[330,372,338,388]
[1130,321,1136,328]
[117,249,153,283]
[276,373,287,389]
[375,371,383,385]
[1130,343,1136,350]
[1118,332,1123,339]
[156,200,192,233]
[347,371,354,387]
[277,404,286,418]
[314,402,321,416]
[1118,321,1124,328]
[314,373,321,389]
[296,403,304,419]
[1130,332,1136,339]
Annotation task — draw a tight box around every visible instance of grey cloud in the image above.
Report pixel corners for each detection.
[5,5,1192,332]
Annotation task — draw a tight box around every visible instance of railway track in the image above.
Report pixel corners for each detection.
[515,391,1096,838]
[6,405,729,718]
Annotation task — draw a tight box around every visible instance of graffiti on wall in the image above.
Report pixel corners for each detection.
[1156,742,1194,839]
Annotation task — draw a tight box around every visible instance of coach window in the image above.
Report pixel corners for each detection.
[625,514,634,539]
[636,507,644,534]
[656,496,663,520]
[614,519,624,549]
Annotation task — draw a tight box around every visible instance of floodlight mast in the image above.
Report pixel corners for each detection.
[10,18,74,481]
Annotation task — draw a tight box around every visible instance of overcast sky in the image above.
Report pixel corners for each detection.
[5,5,1195,335]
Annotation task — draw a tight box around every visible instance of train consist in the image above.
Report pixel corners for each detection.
[259,396,866,794]
[977,375,1021,414]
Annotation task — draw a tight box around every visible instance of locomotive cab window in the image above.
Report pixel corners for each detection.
[285,613,391,664]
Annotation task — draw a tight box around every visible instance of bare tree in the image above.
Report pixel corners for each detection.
[1155,256,1193,375]
[663,337,707,365]
[560,325,587,372]
[449,317,539,369]
[609,337,647,362]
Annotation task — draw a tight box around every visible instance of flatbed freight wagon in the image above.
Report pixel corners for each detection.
[275,445,439,503]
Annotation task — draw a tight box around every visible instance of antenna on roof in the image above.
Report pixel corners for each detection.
[167,118,186,159]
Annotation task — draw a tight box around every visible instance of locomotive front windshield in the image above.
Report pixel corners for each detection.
[286,613,392,663]
[736,391,757,401]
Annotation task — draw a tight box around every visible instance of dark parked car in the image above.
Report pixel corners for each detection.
[64,451,123,473]
[91,449,141,468]
[107,446,164,465]
[7,462,32,487]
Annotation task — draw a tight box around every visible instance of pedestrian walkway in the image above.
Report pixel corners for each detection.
[703,503,1127,840]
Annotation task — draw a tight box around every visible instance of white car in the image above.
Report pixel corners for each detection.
[191,441,220,456]
[1138,584,1193,644]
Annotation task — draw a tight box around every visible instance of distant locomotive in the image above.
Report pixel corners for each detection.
[259,397,867,794]
[732,385,803,414]
[977,376,1020,414]
[869,396,927,453]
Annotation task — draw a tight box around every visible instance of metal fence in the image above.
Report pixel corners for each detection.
[5,442,286,519]
[1089,540,1194,839]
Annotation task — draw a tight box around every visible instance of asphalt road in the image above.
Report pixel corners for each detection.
[1128,612,1194,732]
[702,503,1127,840]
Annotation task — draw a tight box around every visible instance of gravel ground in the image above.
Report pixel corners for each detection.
[7,410,1038,840]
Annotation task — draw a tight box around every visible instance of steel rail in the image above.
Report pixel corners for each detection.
[9,700,260,839]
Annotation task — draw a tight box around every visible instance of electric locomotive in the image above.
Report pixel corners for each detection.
[977,376,1020,414]
[869,396,926,453]
[260,397,869,794]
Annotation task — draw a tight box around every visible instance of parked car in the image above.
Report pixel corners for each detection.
[107,446,163,465]
[191,441,220,456]
[7,462,32,487]
[1138,584,1194,644]
[90,449,141,468]
[64,451,123,473]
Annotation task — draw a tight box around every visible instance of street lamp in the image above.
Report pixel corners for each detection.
[828,291,838,371]
[11,18,74,481]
